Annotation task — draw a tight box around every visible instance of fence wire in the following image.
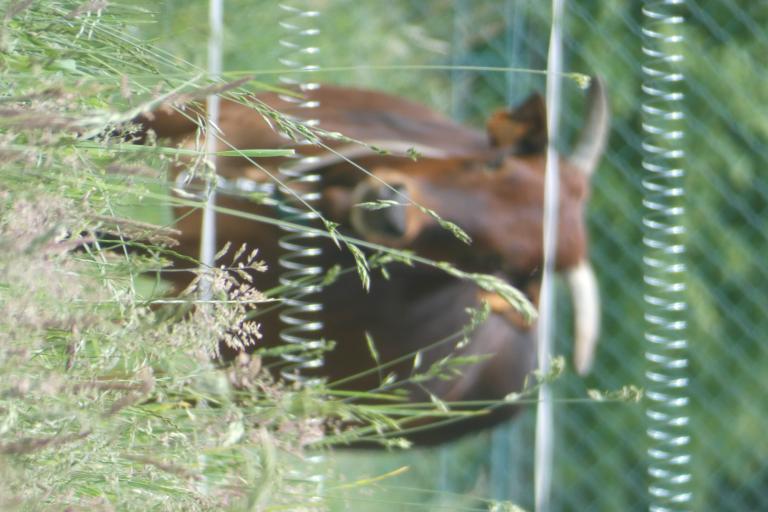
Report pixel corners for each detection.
[144,1,768,510]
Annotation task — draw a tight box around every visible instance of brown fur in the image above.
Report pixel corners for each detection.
[135,84,601,444]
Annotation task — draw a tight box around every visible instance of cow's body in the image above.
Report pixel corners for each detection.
[136,81,608,444]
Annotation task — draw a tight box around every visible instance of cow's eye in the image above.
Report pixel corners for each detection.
[485,153,505,172]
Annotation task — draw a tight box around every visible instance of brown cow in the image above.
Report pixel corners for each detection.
[134,79,609,444]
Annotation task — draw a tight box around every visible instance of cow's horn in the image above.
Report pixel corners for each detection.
[566,259,600,375]
[567,76,610,177]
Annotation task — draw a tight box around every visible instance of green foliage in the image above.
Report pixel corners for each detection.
[0,3,327,509]
[12,0,765,510]
[566,2,768,509]
[0,3,546,510]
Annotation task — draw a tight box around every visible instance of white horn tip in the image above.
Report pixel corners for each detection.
[567,260,601,376]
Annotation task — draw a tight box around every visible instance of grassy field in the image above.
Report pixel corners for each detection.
[0,2,543,510]
[4,1,767,511]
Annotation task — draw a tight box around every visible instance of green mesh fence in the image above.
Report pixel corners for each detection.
[138,1,768,510]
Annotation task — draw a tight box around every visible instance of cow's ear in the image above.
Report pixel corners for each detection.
[486,93,547,154]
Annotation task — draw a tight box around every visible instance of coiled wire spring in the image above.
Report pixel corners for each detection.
[275,1,326,500]
[276,3,325,386]
[641,1,692,510]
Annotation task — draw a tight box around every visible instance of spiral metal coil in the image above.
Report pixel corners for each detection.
[275,1,326,500]
[275,3,325,386]
[641,1,692,510]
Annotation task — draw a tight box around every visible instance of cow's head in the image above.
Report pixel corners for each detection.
[345,78,609,375]
[132,78,609,377]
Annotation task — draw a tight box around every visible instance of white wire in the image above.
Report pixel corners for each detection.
[199,0,223,300]
[535,0,565,510]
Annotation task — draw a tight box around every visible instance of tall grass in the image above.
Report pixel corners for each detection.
[0,2,329,509]
[0,2,549,510]
[1,1,649,510]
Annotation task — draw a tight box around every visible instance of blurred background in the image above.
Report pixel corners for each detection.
[130,1,768,510]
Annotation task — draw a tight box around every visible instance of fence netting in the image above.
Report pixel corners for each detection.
[143,1,768,510]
